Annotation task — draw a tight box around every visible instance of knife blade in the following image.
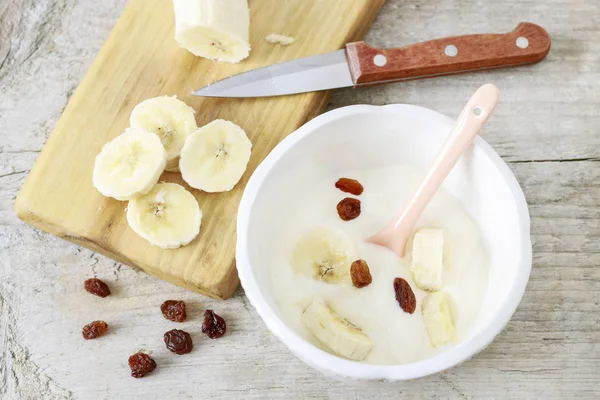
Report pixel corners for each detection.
[193,22,550,98]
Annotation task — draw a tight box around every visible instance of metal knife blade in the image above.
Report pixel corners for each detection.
[193,50,353,98]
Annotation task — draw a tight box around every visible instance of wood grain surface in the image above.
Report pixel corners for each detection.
[13,0,384,300]
[346,22,551,85]
[1,0,599,399]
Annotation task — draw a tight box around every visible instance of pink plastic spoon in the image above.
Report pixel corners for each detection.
[367,83,500,256]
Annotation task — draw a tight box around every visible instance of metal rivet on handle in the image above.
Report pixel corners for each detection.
[516,36,529,49]
[373,54,387,67]
[444,45,458,57]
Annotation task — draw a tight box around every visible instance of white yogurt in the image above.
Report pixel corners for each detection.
[269,165,489,365]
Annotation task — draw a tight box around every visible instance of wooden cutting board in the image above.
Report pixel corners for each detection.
[15,0,385,299]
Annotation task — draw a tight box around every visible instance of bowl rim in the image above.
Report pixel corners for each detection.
[236,104,532,380]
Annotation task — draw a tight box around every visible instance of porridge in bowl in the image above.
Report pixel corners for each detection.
[269,165,489,365]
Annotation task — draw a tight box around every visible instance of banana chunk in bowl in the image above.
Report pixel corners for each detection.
[292,227,356,284]
[410,228,444,292]
[302,300,373,361]
[422,292,456,348]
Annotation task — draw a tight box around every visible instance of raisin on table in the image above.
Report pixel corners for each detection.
[164,329,193,355]
[128,352,157,378]
[160,300,187,322]
[394,277,416,314]
[84,278,111,298]
[82,320,109,339]
[202,310,227,339]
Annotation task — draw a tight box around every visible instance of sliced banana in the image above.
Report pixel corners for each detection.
[179,119,252,192]
[130,96,197,172]
[93,128,167,201]
[302,300,373,361]
[173,0,250,63]
[410,228,444,291]
[421,292,456,348]
[126,183,202,249]
[265,33,295,46]
[292,227,356,284]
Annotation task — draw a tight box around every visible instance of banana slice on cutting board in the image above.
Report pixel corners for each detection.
[302,300,373,361]
[173,0,250,63]
[411,228,444,291]
[292,228,356,284]
[130,96,197,172]
[421,292,456,347]
[93,128,167,201]
[179,119,252,192]
[126,183,202,249]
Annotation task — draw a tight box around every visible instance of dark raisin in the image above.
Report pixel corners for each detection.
[350,260,372,288]
[394,277,416,314]
[160,300,187,322]
[202,310,226,339]
[335,178,364,196]
[128,352,157,378]
[82,320,109,339]
[84,278,111,298]
[336,197,361,221]
[164,329,193,355]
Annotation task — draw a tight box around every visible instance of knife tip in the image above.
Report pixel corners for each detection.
[191,86,209,97]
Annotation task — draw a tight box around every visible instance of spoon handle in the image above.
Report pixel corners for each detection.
[369,84,500,256]
[406,83,501,226]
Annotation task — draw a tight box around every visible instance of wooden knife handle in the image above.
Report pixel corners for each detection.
[345,22,551,85]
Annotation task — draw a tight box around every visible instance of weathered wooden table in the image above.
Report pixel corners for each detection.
[1,0,598,399]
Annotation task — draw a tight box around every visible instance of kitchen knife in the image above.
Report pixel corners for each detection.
[193,22,550,98]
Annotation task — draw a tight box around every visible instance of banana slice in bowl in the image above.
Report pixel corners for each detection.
[93,128,167,201]
[180,119,252,193]
[292,227,357,284]
[126,183,202,249]
[130,96,197,172]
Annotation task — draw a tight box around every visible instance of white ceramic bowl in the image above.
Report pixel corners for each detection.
[236,104,532,381]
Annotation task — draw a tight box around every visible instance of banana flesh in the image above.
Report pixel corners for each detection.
[126,183,202,249]
[411,228,444,291]
[265,33,295,46]
[93,128,167,201]
[173,0,250,63]
[421,292,456,347]
[130,96,197,172]
[179,119,252,193]
[292,228,356,284]
[302,300,373,361]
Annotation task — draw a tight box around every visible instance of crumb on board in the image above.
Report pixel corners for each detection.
[265,33,295,46]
